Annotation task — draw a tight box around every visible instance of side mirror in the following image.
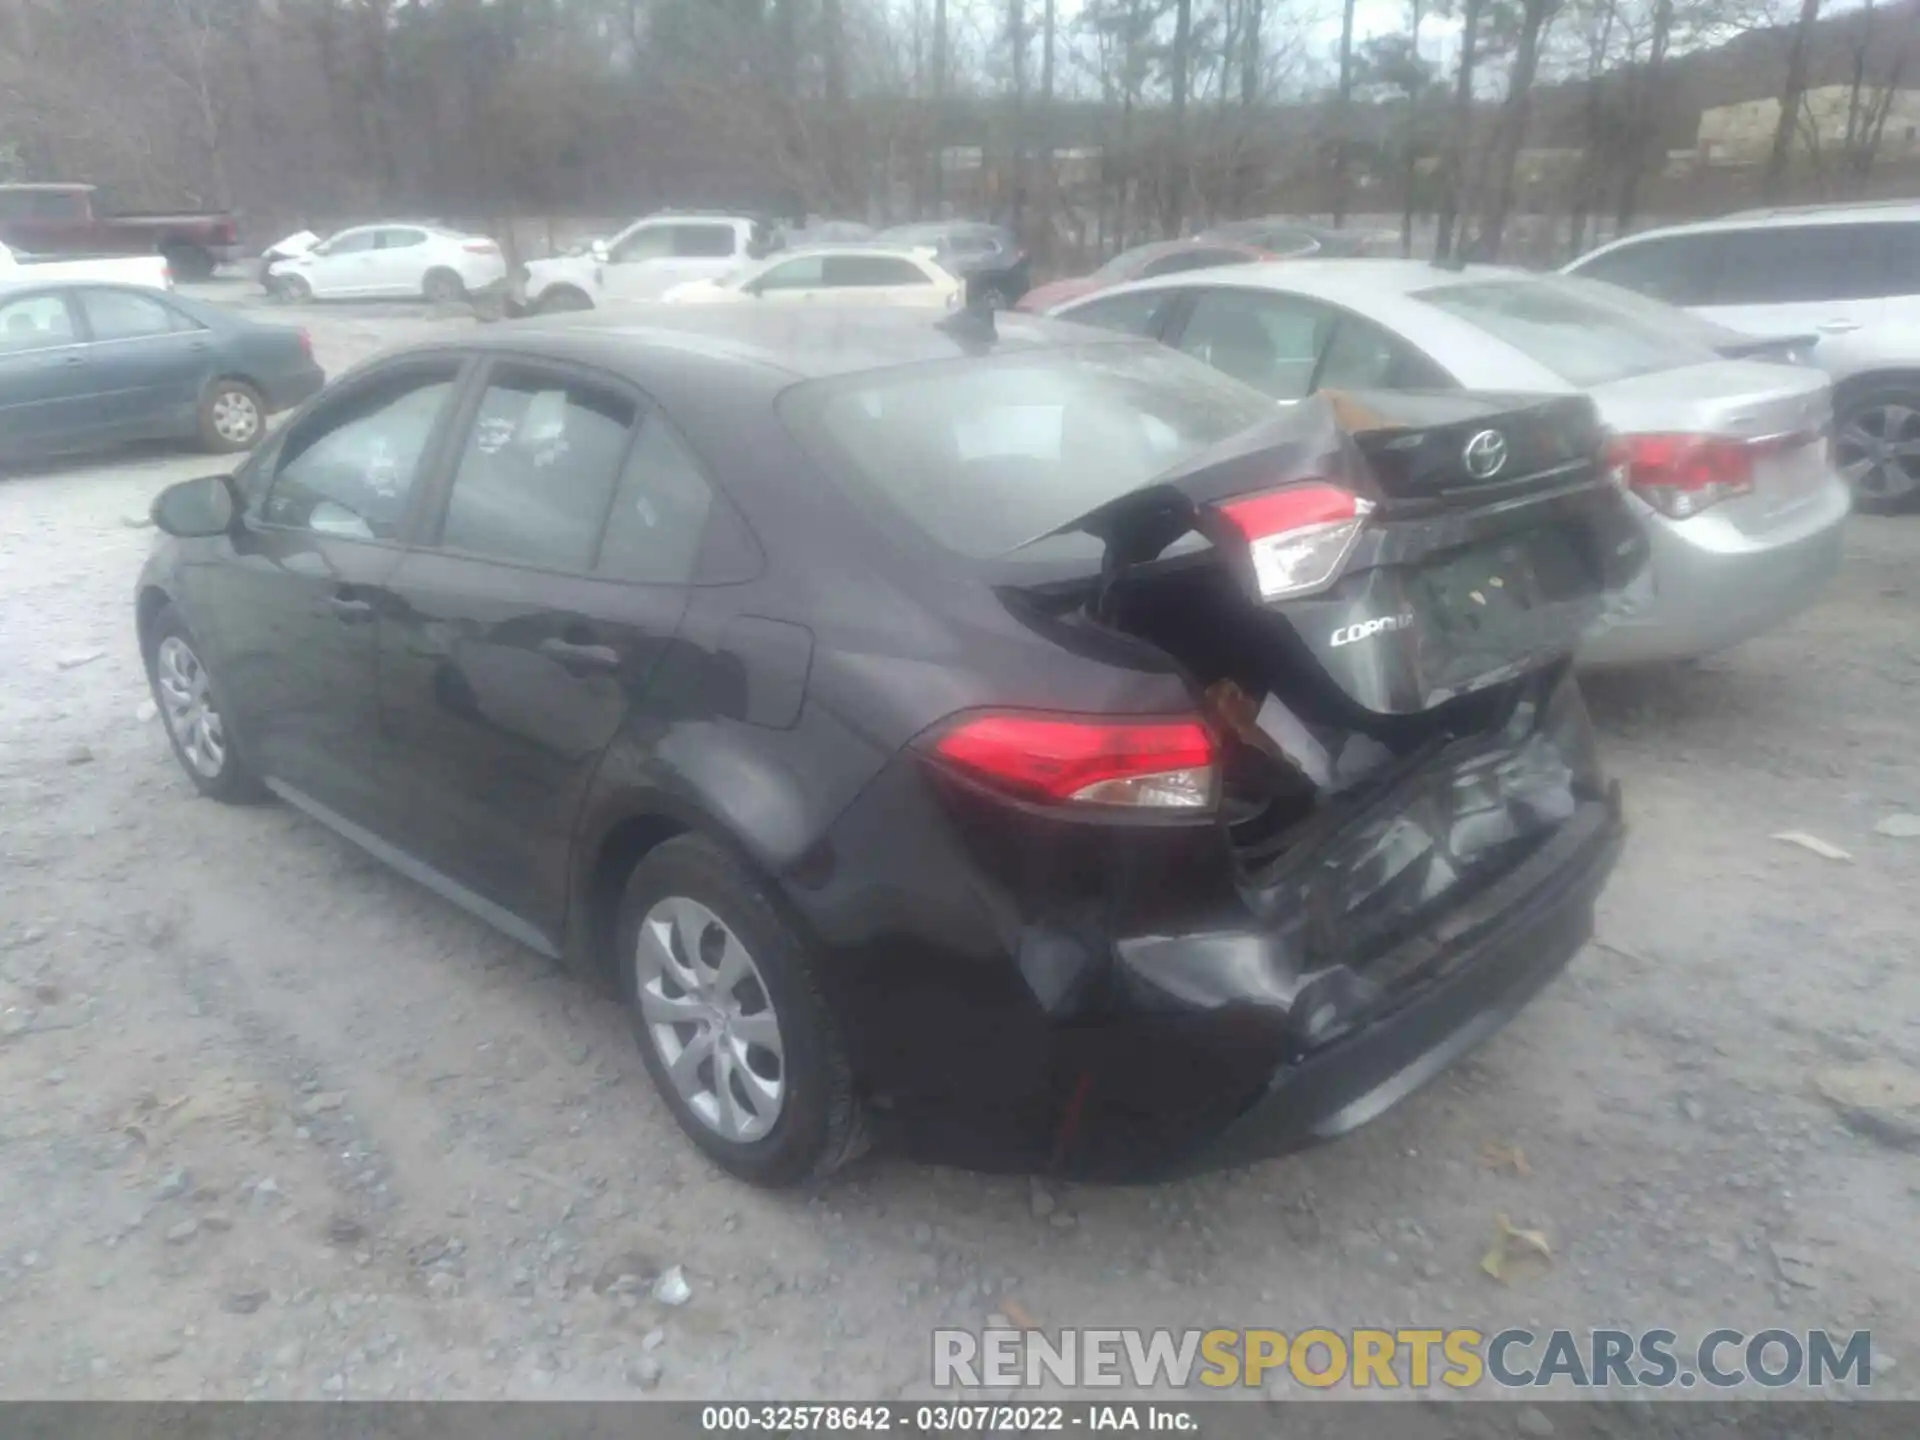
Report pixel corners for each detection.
[151,474,239,538]
[589,239,611,264]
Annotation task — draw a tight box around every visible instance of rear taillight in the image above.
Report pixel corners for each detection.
[925,712,1218,811]
[1606,434,1759,519]
[464,240,499,255]
[1216,483,1372,601]
[161,264,174,289]
[298,328,313,358]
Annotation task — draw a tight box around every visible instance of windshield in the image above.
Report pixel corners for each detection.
[1414,275,1722,388]
[780,343,1276,558]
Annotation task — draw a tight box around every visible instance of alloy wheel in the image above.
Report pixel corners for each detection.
[634,896,787,1143]
[155,635,227,778]
[210,389,260,446]
[1837,401,1920,506]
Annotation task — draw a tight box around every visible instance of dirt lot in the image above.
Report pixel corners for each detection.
[2,291,1918,1407]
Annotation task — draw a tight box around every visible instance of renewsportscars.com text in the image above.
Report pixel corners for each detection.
[932,1327,1875,1392]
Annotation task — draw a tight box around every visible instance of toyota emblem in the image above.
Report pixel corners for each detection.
[1463,429,1509,480]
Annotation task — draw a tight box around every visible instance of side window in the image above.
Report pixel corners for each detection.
[79,289,192,341]
[598,414,715,585]
[319,230,378,257]
[823,255,930,286]
[378,228,427,250]
[673,225,740,259]
[1878,222,1920,298]
[756,256,826,291]
[1257,229,1319,256]
[0,293,77,351]
[1175,290,1330,400]
[610,225,675,263]
[1573,235,1713,306]
[1317,314,1453,391]
[1712,224,1900,304]
[1057,290,1175,338]
[438,367,637,571]
[263,367,459,540]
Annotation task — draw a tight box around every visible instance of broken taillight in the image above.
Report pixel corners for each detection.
[925,712,1218,811]
[1216,483,1373,602]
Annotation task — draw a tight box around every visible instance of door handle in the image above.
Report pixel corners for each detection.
[327,594,375,623]
[537,637,620,673]
[1817,318,1861,334]
[60,353,85,366]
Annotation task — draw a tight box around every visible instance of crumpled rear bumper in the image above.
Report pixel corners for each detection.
[1172,784,1622,1174]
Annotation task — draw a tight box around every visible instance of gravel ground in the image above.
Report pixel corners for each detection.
[2,295,1918,1407]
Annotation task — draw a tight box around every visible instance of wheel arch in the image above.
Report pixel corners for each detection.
[1832,368,1920,404]
[136,584,173,660]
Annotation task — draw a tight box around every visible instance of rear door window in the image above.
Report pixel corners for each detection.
[597,415,715,585]
[1141,248,1253,277]
[78,289,194,341]
[823,255,931,287]
[263,365,460,540]
[1172,289,1331,400]
[1056,289,1178,337]
[1707,223,1915,303]
[436,366,638,572]
[377,228,428,251]
[754,256,825,291]
[1317,314,1453,391]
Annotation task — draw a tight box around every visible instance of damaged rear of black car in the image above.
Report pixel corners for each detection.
[776,339,1642,1180]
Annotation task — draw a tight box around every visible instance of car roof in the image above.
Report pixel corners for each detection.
[764,242,935,261]
[474,305,1130,382]
[1588,200,1920,247]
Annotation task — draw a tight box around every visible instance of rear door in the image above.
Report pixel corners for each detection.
[0,289,91,456]
[748,253,826,303]
[1688,222,1920,345]
[372,227,431,296]
[73,287,213,439]
[376,356,709,936]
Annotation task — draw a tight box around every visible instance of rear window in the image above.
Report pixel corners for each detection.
[1415,277,1721,388]
[780,344,1275,558]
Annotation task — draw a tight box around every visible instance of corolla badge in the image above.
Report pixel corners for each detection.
[1329,612,1415,647]
[1463,429,1509,480]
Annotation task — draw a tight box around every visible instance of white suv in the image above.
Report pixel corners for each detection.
[1566,202,1920,511]
[510,213,774,316]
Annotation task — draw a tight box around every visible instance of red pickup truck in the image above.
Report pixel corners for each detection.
[0,183,240,280]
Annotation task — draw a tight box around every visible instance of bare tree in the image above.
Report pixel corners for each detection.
[1472,0,1562,259]
[1433,0,1483,261]
[1331,0,1359,225]
[1764,0,1822,199]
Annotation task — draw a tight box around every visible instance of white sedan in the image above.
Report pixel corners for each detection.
[265,224,506,302]
[1051,260,1850,667]
[662,245,961,309]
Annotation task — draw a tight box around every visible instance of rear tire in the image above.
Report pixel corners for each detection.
[615,834,867,1187]
[162,243,216,282]
[198,379,265,453]
[536,286,593,314]
[144,604,264,804]
[276,274,312,304]
[422,268,466,304]
[1835,385,1920,513]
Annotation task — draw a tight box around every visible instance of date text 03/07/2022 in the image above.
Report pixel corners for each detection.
[698,1404,1195,1433]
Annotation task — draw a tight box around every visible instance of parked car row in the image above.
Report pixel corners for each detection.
[59,194,1882,1189]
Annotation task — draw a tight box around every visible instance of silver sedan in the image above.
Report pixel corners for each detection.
[1050,260,1850,667]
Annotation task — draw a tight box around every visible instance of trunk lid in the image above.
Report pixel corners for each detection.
[1590,360,1834,536]
[1034,389,1647,721]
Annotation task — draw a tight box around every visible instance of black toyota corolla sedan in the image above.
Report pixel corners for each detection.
[136,306,1637,1185]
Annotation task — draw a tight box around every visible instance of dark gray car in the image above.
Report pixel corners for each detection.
[0,282,324,464]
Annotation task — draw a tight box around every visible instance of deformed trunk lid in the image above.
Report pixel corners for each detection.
[1028,389,1648,719]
